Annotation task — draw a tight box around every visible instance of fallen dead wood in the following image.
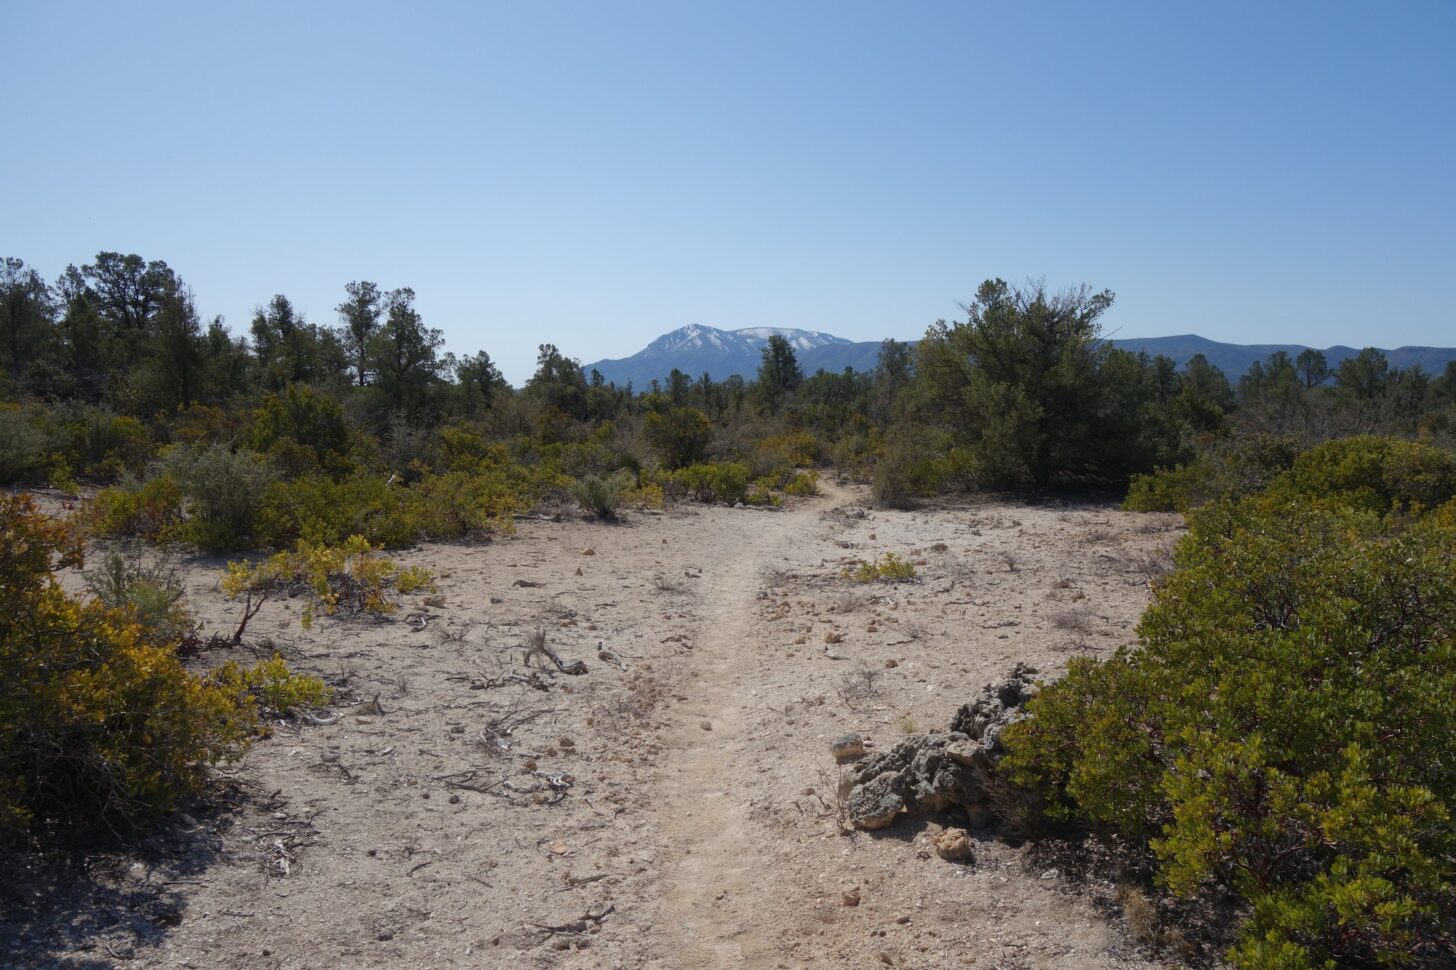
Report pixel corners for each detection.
[527,903,615,936]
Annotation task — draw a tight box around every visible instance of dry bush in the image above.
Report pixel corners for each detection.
[836,666,882,706]
[998,550,1022,572]
[832,590,868,614]
[1051,609,1095,633]
[761,567,793,589]
[589,671,664,737]
[1117,882,1161,948]
[652,573,685,594]
[897,620,927,641]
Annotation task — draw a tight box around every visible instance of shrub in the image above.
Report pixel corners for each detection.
[414,467,539,536]
[223,535,434,629]
[254,472,417,549]
[1003,494,1456,968]
[845,552,917,583]
[666,462,750,504]
[784,470,820,496]
[86,474,186,542]
[0,405,48,484]
[1124,434,1300,512]
[1272,434,1456,515]
[67,410,153,481]
[643,407,712,470]
[569,472,630,520]
[0,495,257,835]
[870,430,959,508]
[162,443,275,551]
[84,544,194,646]
[209,654,331,718]
[248,385,352,474]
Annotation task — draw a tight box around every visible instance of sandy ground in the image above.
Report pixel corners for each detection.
[5,481,1185,969]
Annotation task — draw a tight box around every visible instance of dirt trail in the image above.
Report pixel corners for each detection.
[653,486,836,967]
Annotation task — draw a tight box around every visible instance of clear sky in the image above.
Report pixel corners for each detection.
[3,1,1453,383]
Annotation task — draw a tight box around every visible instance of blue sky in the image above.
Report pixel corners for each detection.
[3,1,1453,383]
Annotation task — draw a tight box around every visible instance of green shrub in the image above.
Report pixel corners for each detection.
[569,472,630,520]
[86,474,186,542]
[162,443,275,551]
[666,462,750,504]
[254,472,417,548]
[0,495,257,836]
[845,552,917,583]
[1124,434,1300,512]
[63,409,154,481]
[1003,494,1456,968]
[0,405,48,484]
[84,545,195,646]
[644,407,712,470]
[784,470,820,496]
[870,431,961,508]
[1272,434,1456,515]
[248,385,353,474]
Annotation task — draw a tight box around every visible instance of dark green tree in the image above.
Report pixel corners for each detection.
[753,334,803,415]
[251,294,344,389]
[1337,347,1390,400]
[454,350,507,413]
[336,280,383,387]
[367,288,445,413]
[526,343,589,422]
[0,258,55,381]
[916,278,1116,486]
[1295,348,1330,388]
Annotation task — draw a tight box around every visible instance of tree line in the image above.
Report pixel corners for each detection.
[4,253,1455,499]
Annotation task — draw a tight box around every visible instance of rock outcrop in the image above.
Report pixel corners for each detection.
[839,665,1039,831]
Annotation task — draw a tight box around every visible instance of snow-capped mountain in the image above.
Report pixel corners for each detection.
[639,325,851,357]
[586,325,874,388]
[582,326,1456,390]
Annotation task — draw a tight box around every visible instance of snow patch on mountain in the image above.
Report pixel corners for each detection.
[642,325,848,358]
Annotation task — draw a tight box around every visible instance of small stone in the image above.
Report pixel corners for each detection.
[831,733,866,764]
[582,548,596,556]
[448,794,461,805]
[575,567,583,576]
[559,736,576,748]
[895,915,911,925]
[934,827,974,862]
[1040,868,1059,880]
[424,594,446,607]
[699,721,713,731]
[842,886,862,907]
[884,658,898,669]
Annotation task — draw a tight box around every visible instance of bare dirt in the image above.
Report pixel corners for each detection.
[6,481,1185,969]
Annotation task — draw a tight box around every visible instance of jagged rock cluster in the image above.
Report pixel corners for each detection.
[838,664,1039,831]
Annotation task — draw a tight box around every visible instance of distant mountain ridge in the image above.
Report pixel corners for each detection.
[585,325,886,388]
[583,325,1456,389]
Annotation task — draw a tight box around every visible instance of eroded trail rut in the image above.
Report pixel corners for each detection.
[651,485,821,968]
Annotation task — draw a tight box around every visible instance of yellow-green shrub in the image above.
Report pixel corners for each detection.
[845,552,917,583]
[666,462,750,504]
[208,654,331,717]
[0,495,256,835]
[86,474,186,542]
[223,535,434,629]
[784,470,820,496]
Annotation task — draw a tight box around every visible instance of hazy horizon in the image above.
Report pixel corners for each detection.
[4,1,1453,383]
